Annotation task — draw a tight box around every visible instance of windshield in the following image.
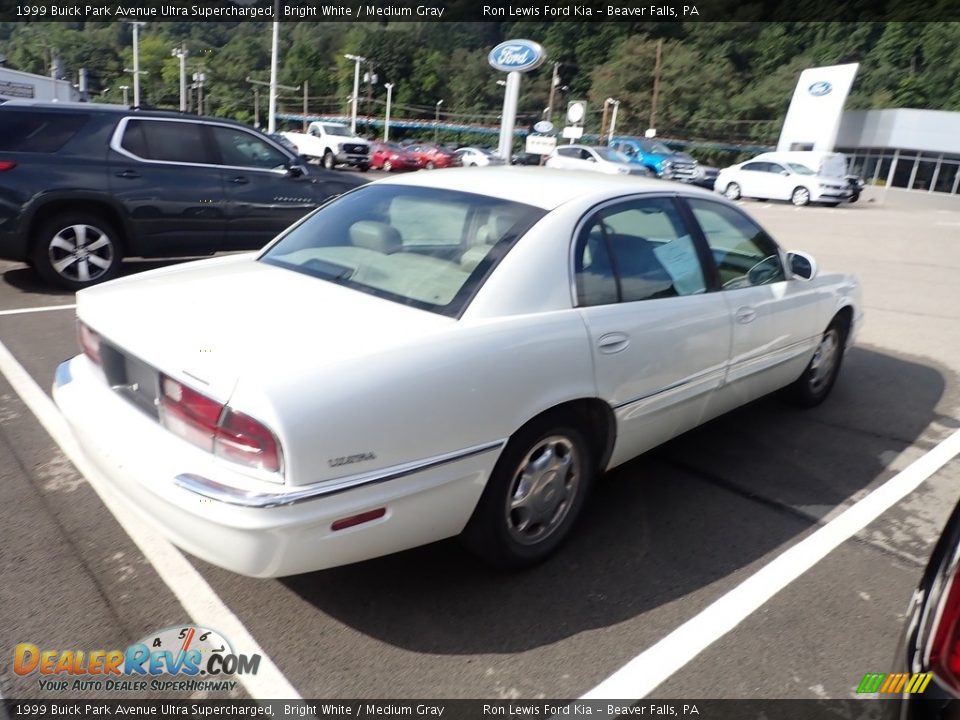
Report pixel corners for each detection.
[640,140,673,155]
[260,185,546,317]
[593,147,629,162]
[787,163,816,175]
[323,124,352,136]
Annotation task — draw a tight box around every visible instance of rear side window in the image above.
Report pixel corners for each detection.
[0,111,89,153]
[120,119,213,165]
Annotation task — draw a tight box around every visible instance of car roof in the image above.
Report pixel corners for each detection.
[370,166,717,210]
[0,100,256,130]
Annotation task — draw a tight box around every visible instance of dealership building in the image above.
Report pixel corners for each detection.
[0,67,78,103]
[836,109,960,196]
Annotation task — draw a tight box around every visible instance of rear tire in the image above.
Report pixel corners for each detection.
[382,160,393,172]
[461,416,594,568]
[783,318,848,407]
[31,212,122,291]
[358,164,370,173]
[426,160,436,170]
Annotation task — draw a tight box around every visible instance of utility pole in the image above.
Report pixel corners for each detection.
[383,82,394,141]
[119,85,129,105]
[600,99,611,140]
[192,68,205,115]
[546,62,560,123]
[608,99,620,142]
[123,21,147,107]
[344,54,366,135]
[302,81,308,132]
[268,0,280,133]
[171,42,188,112]
[254,86,260,127]
[650,38,663,132]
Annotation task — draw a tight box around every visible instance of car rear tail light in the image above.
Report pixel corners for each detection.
[928,562,960,693]
[331,508,386,532]
[0,161,17,171]
[77,322,102,365]
[159,375,283,473]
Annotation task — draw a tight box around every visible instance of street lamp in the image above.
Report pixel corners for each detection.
[344,54,367,134]
[384,82,394,142]
[171,43,188,112]
[608,98,621,142]
[123,21,146,107]
[268,3,280,133]
[434,99,443,143]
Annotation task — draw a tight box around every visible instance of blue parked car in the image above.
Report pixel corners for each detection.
[609,136,701,183]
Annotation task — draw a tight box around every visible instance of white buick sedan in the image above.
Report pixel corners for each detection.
[54,168,861,577]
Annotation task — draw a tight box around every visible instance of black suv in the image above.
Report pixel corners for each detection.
[0,102,366,290]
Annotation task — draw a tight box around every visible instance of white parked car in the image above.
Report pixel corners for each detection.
[715,151,854,206]
[54,168,861,577]
[546,145,652,176]
[455,147,505,167]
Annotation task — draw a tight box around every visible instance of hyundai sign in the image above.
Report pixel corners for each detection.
[808,81,833,96]
[488,40,546,73]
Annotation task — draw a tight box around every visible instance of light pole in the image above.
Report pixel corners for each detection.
[124,21,146,107]
[434,99,443,143]
[344,54,366,135]
[119,85,129,105]
[247,77,300,130]
[268,2,280,133]
[384,82,394,141]
[546,62,560,123]
[608,99,620,142]
[171,43,188,112]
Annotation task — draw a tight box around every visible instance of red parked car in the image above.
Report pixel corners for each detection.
[369,142,420,172]
[405,143,462,169]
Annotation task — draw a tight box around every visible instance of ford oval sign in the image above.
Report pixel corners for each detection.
[489,40,546,73]
[808,81,833,96]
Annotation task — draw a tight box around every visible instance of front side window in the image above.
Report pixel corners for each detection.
[260,185,545,316]
[211,126,289,170]
[687,198,785,290]
[122,120,213,165]
[575,197,707,307]
[741,162,767,172]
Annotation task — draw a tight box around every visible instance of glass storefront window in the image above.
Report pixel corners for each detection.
[891,156,917,188]
[934,162,959,194]
[876,156,894,185]
[862,156,880,183]
[913,160,937,191]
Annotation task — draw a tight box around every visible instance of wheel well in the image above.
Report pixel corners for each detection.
[832,305,853,337]
[516,399,616,474]
[28,200,127,253]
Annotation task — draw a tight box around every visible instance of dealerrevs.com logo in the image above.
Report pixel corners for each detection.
[14,625,260,693]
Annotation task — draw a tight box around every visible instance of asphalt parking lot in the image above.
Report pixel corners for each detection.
[1,180,960,702]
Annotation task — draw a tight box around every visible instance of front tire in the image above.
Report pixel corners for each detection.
[724,182,741,200]
[461,417,594,568]
[382,160,393,172]
[31,213,122,290]
[426,160,436,170]
[784,319,847,407]
[322,151,335,170]
[358,164,370,173]
[791,186,811,206]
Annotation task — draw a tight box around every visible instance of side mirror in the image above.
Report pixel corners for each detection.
[787,251,817,281]
[286,163,306,178]
[780,170,790,176]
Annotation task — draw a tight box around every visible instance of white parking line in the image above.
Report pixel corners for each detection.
[0,339,302,700]
[582,427,960,700]
[0,304,76,317]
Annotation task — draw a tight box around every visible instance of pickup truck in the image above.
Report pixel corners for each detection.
[282,122,371,172]
[609,136,700,182]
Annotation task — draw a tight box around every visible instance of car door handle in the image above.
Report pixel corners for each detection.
[735,307,757,324]
[114,169,140,179]
[597,332,630,354]
[229,176,249,185]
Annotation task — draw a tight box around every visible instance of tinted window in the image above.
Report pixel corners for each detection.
[0,111,88,153]
[741,162,769,172]
[576,197,706,306]
[124,120,213,164]
[557,147,579,158]
[687,199,785,290]
[260,185,545,317]
[211,126,288,169]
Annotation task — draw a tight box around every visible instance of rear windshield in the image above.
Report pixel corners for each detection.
[0,111,89,153]
[260,185,546,317]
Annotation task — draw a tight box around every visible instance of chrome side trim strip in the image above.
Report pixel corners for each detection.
[174,439,507,508]
[612,366,726,412]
